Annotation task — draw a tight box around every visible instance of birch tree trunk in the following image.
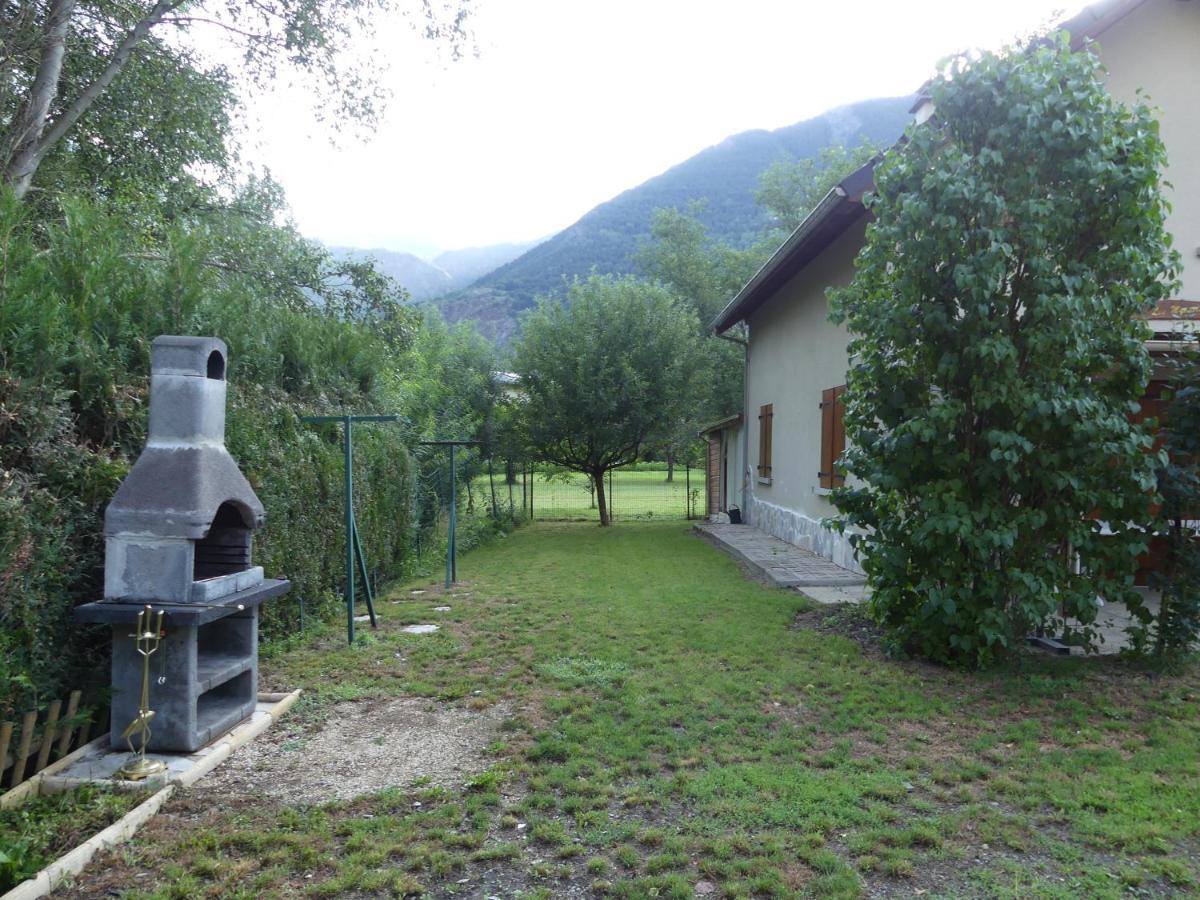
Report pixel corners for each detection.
[3,0,76,196]
[2,0,183,197]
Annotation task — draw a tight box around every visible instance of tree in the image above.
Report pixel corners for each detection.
[635,146,878,438]
[0,0,471,197]
[829,35,1179,667]
[513,275,699,526]
[754,143,879,235]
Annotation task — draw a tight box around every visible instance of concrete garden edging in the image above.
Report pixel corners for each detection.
[0,690,301,900]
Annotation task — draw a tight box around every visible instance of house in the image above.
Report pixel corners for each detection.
[703,0,1200,576]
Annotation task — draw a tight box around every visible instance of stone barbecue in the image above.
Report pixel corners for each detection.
[75,336,290,752]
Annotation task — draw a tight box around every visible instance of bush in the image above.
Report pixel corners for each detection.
[0,189,431,713]
[829,36,1178,666]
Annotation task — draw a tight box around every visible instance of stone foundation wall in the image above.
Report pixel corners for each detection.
[745,494,865,575]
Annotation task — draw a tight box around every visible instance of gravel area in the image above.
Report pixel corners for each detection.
[201,697,511,804]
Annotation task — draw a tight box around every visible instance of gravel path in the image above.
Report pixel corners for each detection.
[202,697,511,804]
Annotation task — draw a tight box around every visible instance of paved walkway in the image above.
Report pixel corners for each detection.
[694,522,1160,652]
[693,522,867,597]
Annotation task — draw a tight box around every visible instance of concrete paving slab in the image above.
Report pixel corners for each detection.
[694,522,866,589]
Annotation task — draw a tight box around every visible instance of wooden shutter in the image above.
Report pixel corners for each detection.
[758,404,773,479]
[819,386,847,489]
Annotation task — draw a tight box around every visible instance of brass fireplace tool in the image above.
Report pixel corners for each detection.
[114,606,168,781]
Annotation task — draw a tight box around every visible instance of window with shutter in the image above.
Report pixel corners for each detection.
[757,403,773,482]
[819,386,847,489]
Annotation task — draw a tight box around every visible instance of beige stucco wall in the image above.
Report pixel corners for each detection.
[743,218,865,571]
[1096,0,1200,297]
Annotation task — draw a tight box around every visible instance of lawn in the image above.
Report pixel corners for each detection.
[62,522,1200,898]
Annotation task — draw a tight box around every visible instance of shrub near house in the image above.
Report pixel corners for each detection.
[830,36,1179,667]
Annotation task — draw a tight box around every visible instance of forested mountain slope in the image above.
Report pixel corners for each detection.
[438,95,913,341]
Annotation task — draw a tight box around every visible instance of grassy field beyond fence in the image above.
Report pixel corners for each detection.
[479,465,705,521]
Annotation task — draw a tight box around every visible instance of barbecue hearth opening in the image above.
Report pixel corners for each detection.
[194,501,252,581]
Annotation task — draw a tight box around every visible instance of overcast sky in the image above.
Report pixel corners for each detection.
[238,0,1081,258]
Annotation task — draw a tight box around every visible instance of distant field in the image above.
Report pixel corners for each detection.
[475,466,706,521]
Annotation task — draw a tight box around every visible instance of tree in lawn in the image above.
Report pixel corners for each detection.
[513,275,699,526]
[829,35,1179,667]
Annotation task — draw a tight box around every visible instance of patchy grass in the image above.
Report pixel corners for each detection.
[58,522,1200,898]
[0,784,148,892]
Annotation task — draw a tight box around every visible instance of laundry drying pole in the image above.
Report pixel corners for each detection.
[421,440,482,588]
[302,414,400,644]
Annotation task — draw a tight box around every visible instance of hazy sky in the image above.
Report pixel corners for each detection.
[238,0,1081,258]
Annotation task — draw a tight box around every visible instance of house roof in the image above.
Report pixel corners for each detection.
[710,161,875,334]
[711,0,1169,338]
[1062,0,1154,48]
[698,413,743,436]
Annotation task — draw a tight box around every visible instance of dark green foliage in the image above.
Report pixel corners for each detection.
[754,142,880,235]
[829,36,1179,667]
[1135,346,1200,662]
[0,186,427,715]
[436,97,914,342]
[0,0,496,725]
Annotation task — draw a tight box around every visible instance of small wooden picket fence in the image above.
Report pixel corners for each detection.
[0,691,102,796]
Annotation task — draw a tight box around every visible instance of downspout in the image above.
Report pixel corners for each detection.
[717,328,749,514]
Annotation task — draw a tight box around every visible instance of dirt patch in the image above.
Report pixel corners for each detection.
[202,697,512,804]
[793,603,887,657]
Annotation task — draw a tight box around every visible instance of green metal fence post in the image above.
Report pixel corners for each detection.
[448,443,456,588]
[300,413,400,645]
[419,440,480,590]
[343,415,355,644]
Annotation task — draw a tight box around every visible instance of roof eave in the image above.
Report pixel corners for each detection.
[710,160,875,334]
[698,413,744,436]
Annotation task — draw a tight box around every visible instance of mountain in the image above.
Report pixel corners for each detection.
[329,246,452,301]
[437,95,914,343]
[433,241,542,288]
[329,240,539,302]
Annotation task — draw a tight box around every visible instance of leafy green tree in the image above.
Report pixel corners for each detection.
[513,275,699,525]
[636,146,878,440]
[1,0,472,197]
[829,36,1179,667]
[755,143,879,235]
[633,206,759,454]
[634,204,762,326]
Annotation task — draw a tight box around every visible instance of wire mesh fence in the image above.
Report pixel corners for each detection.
[483,464,705,522]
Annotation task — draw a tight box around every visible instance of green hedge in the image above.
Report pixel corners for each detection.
[0,190,427,718]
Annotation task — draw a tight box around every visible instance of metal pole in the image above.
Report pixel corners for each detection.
[488,456,498,520]
[344,415,354,645]
[299,413,399,646]
[686,463,691,520]
[447,443,457,587]
[353,517,377,625]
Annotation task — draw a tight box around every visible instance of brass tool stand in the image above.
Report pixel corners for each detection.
[114,606,168,781]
